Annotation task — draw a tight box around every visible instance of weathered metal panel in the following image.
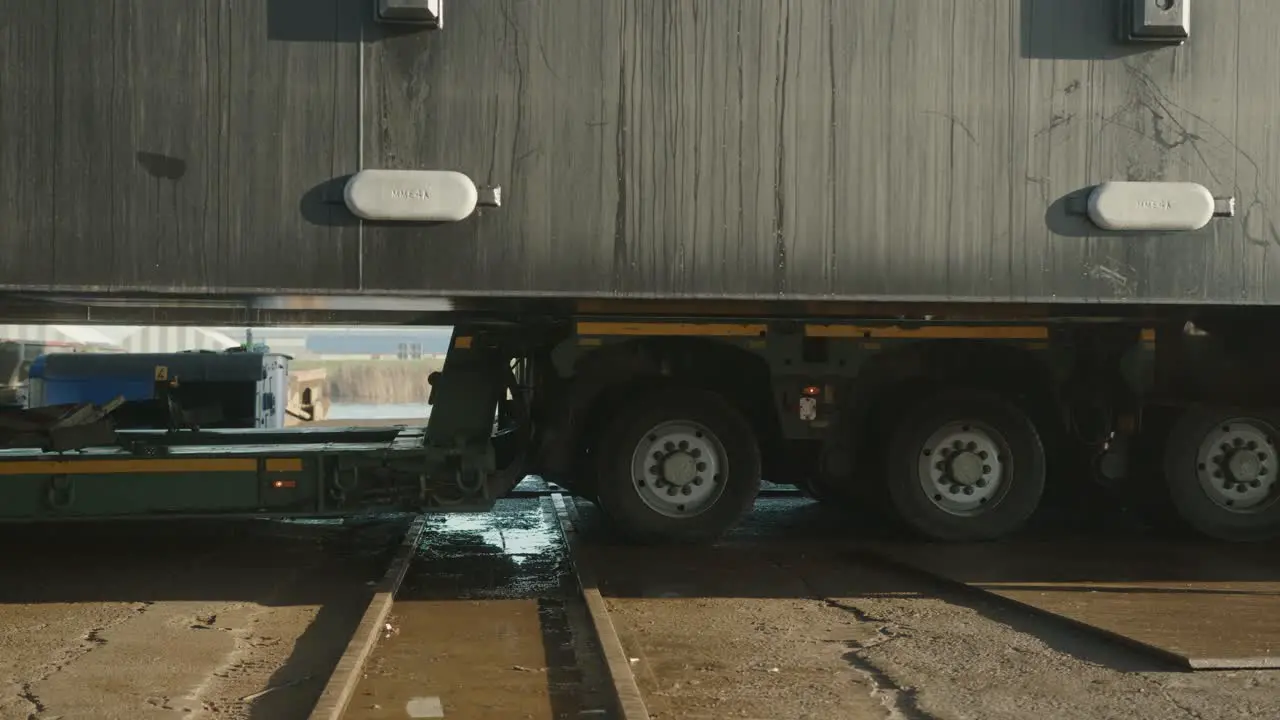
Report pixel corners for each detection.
[0,3,56,286]
[358,0,1280,305]
[0,0,362,293]
[3,0,1279,306]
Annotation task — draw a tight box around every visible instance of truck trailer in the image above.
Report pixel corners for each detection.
[0,0,1278,543]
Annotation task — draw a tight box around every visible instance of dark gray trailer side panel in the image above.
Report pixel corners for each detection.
[1,0,1277,305]
[0,1,363,292]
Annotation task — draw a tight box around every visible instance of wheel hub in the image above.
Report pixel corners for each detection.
[630,420,727,518]
[918,422,1008,517]
[1226,449,1262,483]
[661,452,698,486]
[1195,419,1276,512]
[950,452,985,486]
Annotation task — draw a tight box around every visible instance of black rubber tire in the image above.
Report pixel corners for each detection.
[1163,407,1280,543]
[594,386,762,544]
[884,389,1047,542]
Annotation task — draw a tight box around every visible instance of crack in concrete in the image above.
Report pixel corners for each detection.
[840,645,938,720]
[9,600,155,719]
[18,682,46,718]
[770,558,937,720]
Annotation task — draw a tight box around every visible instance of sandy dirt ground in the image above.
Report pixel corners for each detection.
[0,516,411,720]
[577,498,1280,720]
[4,489,1278,720]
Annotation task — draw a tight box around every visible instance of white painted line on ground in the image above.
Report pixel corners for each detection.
[405,695,445,718]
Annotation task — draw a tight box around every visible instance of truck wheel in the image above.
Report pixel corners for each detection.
[1163,408,1280,542]
[594,387,761,544]
[885,389,1046,541]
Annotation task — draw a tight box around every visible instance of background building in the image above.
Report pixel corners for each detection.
[0,325,454,359]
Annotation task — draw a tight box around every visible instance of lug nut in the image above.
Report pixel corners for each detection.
[682,486,692,495]
[963,487,974,495]
[696,462,707,472]
[976,479,987,488]
[982,465,991,474]
[667,486,678,496]
[693,477,703,485]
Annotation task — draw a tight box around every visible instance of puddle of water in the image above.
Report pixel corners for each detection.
[419,501,561,562]
[401,499,570,601]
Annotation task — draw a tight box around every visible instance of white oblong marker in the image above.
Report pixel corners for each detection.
[1087,181,1215,232]
[344,169,479,223]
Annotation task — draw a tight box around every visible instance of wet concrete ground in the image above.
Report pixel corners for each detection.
[0,515,413,720]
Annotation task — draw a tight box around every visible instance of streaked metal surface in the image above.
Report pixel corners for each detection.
[1,1,1279,306]
[868,540,1280,669]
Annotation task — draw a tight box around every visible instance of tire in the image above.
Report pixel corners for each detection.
[594,386,762,544]
[1163,407,1280,542]
[884,389,1046,541]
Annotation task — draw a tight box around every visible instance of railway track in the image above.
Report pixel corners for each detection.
[306,490,649,720]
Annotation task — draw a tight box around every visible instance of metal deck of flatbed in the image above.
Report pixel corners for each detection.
[0,425,429,460]
[0,425,434,522]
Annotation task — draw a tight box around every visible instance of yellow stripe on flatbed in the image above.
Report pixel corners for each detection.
[804,325,1049,340]
[0,457,304,476]
[266,458,304,472]
[576,322,768,337]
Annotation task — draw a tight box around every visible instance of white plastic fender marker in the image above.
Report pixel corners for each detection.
[799,396,818,422]
[1086,181,1216,232]
[343,169,479,223]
